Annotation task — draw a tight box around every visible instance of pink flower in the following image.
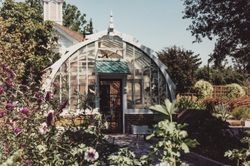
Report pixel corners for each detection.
[14,128,22,136]
[34,92,44,103]
[38,122,49,134]
[0,86,4,95]
[84,147,99,162]
[5,78,14,88]
[5,102,14,111]
[20,107,29,115]
[0,111,5,118]
[45,91,53,101]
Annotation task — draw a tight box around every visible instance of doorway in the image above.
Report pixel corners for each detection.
[99,79,122,133]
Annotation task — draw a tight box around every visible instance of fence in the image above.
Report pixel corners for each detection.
[178,85,250,100]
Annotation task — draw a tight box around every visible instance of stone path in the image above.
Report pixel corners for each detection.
[105,134,225,166]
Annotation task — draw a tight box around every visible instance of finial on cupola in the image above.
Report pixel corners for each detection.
[108,11,114,34]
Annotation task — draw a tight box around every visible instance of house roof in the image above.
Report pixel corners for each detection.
[54,23,84,42]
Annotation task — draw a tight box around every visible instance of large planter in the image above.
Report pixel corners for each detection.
[226,119,242,126]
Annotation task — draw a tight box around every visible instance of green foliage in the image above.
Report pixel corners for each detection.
[212,104,231,121]
[194,80,213,99]
[63,1,87,33]
[183,0,250,73]
[158,46,201,94]
[146,120,198,165]
[25,0,43,16]
[225,131,250,166]
[0,0,59,85]
[179,109,242,164]
[226,83,246,98]
[176,97,205,110]
[150,98,177,122]
[148,99,198,165]
[196,66,246,85]
[232,106,250,120]
[108,148,148,166]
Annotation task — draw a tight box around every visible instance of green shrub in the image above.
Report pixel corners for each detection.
[194,80,214,99]
[225,131,250,166]
[225,83,246,98]
[232,106,250,120]
[177,97,205,110]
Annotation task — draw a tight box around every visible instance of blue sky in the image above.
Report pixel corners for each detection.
[1,0,215,65]
[67,0,215,66]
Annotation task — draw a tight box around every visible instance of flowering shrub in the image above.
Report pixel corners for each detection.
[0,64,114,165]
[225,83,246,98]
[0,64,198,165]
[194,80,213,99]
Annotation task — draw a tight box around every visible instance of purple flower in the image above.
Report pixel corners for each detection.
[45,91,53,101]
[24,159,32,166]
[1,64,7,70]
[20,107,29,115]
[5,78,14,88]
[0,111,5,118]
[5,102,14,111]
[8,70,15,79]
[59,100,68,112]
[14,128,22,136]
[0,86,4,95]
[35,92,44,103]
[46,110,54,126]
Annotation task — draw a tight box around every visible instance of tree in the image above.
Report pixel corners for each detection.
[24,0,93,34]
[183,0,250,74]
[63,1,87,33]
[84,18,94,35]
[25,0,43,16]
[196,66,245,85]
[158,46,201,94]
[0,0,59,85]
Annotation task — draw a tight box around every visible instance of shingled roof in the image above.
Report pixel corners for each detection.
[54,23,84,42]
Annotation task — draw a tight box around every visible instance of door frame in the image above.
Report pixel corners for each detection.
[98,74,127,133]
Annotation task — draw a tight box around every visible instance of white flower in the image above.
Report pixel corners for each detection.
[38,122,49,134]
[155,162,170,166]
[59,109,71,117]
[84,108,100,115]
[44,110,54,117]
[56,126,65,134]
[84,147,99,162]
[41,103,49,110]
[92,108,100,115]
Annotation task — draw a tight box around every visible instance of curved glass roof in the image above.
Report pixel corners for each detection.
[43,30,176,110]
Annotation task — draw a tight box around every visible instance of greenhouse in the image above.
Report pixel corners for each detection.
[43,23,175,133]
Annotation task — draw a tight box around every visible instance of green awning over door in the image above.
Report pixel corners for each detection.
[96,60,130,74]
